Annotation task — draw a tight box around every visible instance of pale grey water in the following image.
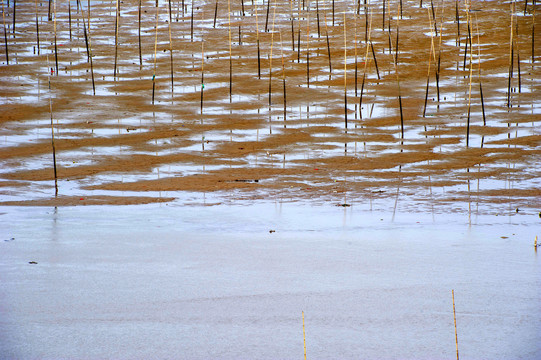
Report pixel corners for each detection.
[1,201,539,359]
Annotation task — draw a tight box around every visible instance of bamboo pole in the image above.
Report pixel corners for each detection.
[2,0,9,64]
[452,290,459,360]
[302,311,307,360]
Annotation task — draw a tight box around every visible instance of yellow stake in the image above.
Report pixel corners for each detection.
[452,290,459,360]
[303,311,307,360]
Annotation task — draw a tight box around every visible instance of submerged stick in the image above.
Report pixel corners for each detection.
[507,1,515,107]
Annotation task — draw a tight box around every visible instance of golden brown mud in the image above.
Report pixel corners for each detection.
[0,0,539,208]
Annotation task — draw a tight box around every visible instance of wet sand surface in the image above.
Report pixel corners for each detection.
[1,0,540,359]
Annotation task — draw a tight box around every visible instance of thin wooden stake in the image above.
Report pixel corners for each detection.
[114,0,120,79]
[152,4,159,104]
[452,290,459,360]
[2,0,9,63]
[47,53,58,196]
[53,0,58,75]
[280,31,286,124]
[78,0,95,95]
[344,12,347,129]
[255,1,261,78]
[35,0,39,55]
[168,0,174,93]
[228,0,232,101]
[475,13,486,125]
[138,0,142,66]
[302,311,307,360]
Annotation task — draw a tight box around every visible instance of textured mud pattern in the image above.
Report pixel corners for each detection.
[0,0,539,209]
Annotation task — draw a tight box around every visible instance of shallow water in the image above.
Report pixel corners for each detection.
[1,202,540,359]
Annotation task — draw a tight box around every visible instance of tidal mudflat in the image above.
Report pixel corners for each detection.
[0,0,540,358]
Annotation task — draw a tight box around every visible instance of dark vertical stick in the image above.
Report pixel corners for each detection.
[48,55,58,196]
[332,0,335,26]
[35,0,39,55]
[190,0,194,41]
[152,4,159,104]
[12,0,15,34]
[370,41,379,79]
[114,0,119,79]
[168,0,174,92]
[344,13,347,129]
[200,33,204,116]
[354,15,358,96]
[48,0,52,21]
[507,2,514,107]
[423,8,434,118]
[77,0,95,94]
[306,10,310,88]
[228,0,232,101]
[456,0,460,48]
[316,0,321,38]
[68,0,72,41]
[475,14,486,126]
[323,1,332,75]
[290,1,295,51]
[255,2,261,78]
[213,0,218,28]
[241,0,245,16]
[382,0,386,31]
[53,0,58,75]
[280,31,286,124]
[138,0,142,66]
[532,4,535,62]
[265,0,270,32]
